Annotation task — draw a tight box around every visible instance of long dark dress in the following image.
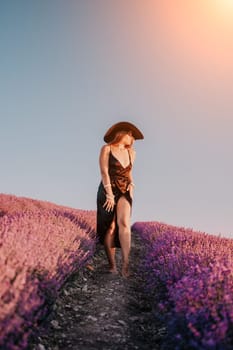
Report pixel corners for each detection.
[96,148,133,248]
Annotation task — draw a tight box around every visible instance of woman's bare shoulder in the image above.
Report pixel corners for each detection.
[129,147,136,161]
[130,147,136,155]
[100,144,111,155]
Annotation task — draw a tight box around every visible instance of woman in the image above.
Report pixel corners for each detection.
[96,121,144,278]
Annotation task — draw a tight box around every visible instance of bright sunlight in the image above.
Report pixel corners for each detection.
[213,0,233,18]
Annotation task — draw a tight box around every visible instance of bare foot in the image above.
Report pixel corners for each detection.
[121,264,130,278]
[109,266,118,274]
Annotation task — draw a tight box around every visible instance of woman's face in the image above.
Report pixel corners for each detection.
[120,131,134,146]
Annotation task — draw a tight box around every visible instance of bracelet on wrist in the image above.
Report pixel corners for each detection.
[106,194,115,200]
[104,183,111,188]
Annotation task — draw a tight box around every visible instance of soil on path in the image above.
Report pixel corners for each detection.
[29,232,166,350]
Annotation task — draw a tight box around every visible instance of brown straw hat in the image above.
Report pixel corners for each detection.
[103,121,144,143]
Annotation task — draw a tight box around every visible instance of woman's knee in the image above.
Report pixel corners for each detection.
[116,198,131,230]
[117,217,130,231]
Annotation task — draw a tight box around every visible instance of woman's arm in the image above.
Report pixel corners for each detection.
[99,145,115,211]
[127,148,136,197]
[99,145,112,191]
[129,147,136,164]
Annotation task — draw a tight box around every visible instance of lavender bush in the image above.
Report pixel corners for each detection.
[0,194,96,350]
[132,221,233,350]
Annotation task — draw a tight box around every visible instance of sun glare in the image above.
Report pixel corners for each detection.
[220,0,233,7]
[214,0,233,14]
[208,0,233,29]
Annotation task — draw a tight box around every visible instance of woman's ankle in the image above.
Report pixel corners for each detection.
[109,263,118,273]
[121,261,130,278]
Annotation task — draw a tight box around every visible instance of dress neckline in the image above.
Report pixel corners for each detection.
[110,149,131,169]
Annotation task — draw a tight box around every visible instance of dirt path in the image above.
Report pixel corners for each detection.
[29,233,166,350]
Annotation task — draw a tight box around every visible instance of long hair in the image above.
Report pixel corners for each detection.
[109,131,134,148]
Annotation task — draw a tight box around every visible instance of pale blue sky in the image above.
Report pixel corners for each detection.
[1,1,233,237]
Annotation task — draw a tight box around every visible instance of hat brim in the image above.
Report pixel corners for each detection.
[103,121,144,143]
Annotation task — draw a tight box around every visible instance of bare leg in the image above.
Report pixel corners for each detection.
[104,220,117,273]
[116,197,131,278]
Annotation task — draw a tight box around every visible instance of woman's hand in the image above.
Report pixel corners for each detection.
[103,195,115,212]
[127,183,135,200]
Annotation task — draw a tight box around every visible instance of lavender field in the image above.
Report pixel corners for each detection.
[132,221,233,350]
[2,192,233,350]
[0,194,96,350]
